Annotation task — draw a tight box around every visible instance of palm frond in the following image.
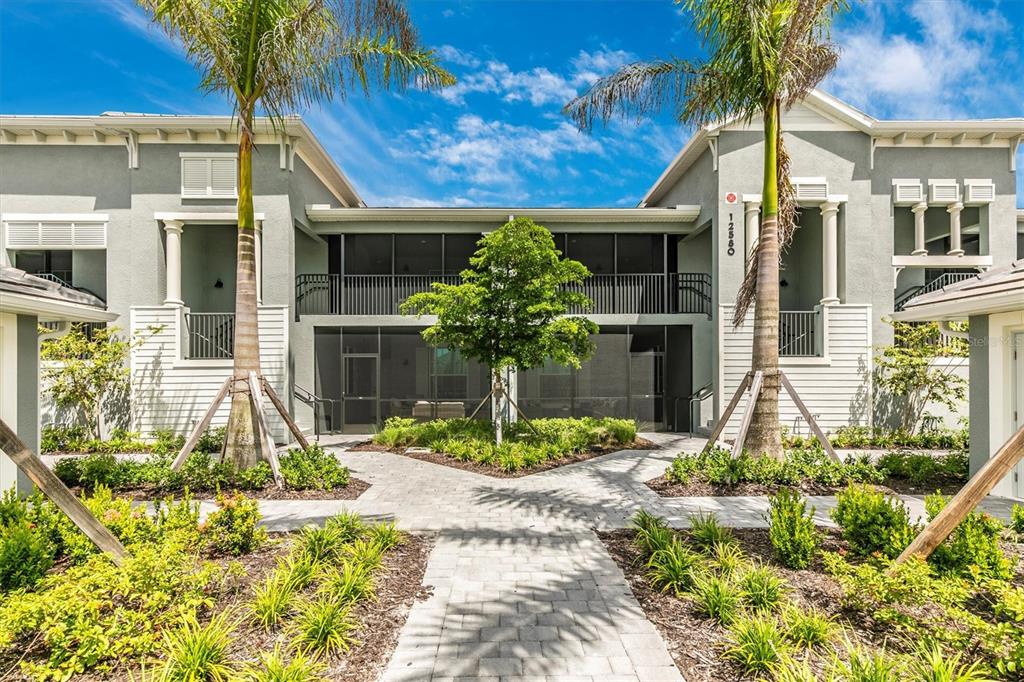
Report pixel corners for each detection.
[562,59,697,131]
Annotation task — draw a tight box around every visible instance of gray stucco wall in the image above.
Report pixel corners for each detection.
[16,314,37,492]
[968,314,991,475]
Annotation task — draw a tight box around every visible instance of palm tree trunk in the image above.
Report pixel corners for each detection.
[745,99,784,460]
[223,120,261,471]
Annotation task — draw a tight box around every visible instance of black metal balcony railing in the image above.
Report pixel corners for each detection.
[894,271,977,312]
[779,310,818,357]
[185,312,234,359]
[295,272,713,317]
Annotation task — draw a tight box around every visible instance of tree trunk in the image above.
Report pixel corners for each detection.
[493,369,504,446]
[223,118,261,471]
[745,99,784,460]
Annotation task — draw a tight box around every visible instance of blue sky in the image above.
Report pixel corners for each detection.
[1,0,1021,207]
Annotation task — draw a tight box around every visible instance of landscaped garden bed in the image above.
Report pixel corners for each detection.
[603,487,1023,681]
[0,489,429,681]
[648,446,968,497]
[357,416,655,476]
[47,425,368,500]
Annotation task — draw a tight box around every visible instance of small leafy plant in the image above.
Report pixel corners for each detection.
[202,492,267,556]
[766,488,820,569]
[831,484,913,558]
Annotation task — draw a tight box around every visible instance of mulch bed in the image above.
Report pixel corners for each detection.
[600,527,871,682]
[350,438,658,478]
[4,532,434,682]
[644,475,964,498]
[65,477,372,501]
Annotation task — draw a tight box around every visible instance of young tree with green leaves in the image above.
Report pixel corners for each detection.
[400,218,599,444]
[41,326,137,439]
[876,320,968,434]
[564,0,849,459]
[138,0,455,470]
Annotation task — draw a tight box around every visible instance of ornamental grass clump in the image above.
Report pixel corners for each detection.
[781,604,835,648]
[723,612,791,675]
[291,596,358,656]
[689,511,735,551]
[691,574,743,625]
[159,610,237,682]
[738,563,787,612]
[766,488,820,569]
[646,539,704,596]
[241,644,326,682]
[250,572,297,630]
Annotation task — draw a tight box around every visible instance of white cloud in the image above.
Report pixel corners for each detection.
[396,114,604,189]
[828,0,1020,118]
[104,0,184,56]
[437,47,637,108]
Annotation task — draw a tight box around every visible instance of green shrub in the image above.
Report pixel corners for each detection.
[877,451,968,487]
[202,492,266,556]
[325,511,366,543]
[0,542,223,680]
[781,605,835,648]
[739,564,787,612]
[280,444,350,491]
[689,511,734,551]
[831,484,913,558]
[664,447,884,489]
[0,520,54,593]
[180,451,234,491]
[691,574,742,624]
[925,493,1011,580]
[53,456,83,487]
[195,426,226,454]
[291,596,357,655]
[646,539,703,596]
[159,610,236,682]
[724,612,790,675]
[1012,504,1024,536]
[766,488,820,569]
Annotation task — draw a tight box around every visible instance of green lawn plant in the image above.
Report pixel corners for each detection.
[831,484,914,558]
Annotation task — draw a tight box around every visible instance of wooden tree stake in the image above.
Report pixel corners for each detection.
[701,372,752,454]
[779,371,840,462]
[732,371,764,456]
[249,372,284,487]
[0,419,127,562]
[897,425,1024,564]
[262,378,310,449]
[172,376,231,470]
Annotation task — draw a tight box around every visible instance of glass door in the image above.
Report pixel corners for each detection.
[342,354,378,433]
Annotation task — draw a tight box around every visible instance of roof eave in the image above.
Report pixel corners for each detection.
[895,290,1024,322]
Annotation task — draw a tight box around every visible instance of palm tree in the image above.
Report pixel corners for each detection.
[139,0,455,470]
[564,0,848,459]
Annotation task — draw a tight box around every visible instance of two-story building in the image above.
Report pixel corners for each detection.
[1,91,1021,442]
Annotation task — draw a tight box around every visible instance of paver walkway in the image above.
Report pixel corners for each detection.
[200,434,1013,681]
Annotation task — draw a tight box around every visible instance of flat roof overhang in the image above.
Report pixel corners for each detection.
[304,205,702,229]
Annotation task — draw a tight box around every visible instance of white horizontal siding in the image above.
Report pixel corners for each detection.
[130,306,289,441]
[719,304,873,438]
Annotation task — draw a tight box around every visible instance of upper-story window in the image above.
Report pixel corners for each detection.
[180,153,237,198]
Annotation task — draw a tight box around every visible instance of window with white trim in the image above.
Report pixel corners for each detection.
[180,153,237,198]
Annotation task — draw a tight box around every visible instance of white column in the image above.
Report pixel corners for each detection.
[743,199,760,259]
[947,202,964,256]
[819,200,840,305]
[911,202,928,256]
[254,220,263,304]
[163,219,184,305]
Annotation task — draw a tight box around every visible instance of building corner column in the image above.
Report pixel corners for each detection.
[743,197,761,260]
[162,219,184,305]
[255,220,264,305]
[819,200,840,305]
[947,202,964,256]
[910,202,928,256]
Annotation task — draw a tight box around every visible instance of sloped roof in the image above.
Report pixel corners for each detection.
[895,260,1024,321]
[0,266,115,322]
[640,89,1024,207]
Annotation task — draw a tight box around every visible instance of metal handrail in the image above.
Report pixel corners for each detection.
[184,312,234,359]
[778,310,818,357]
[294,384,340,439]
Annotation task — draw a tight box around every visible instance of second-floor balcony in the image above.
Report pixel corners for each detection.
[295,272,713,318]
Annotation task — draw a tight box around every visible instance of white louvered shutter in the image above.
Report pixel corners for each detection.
[892,180,924,204]
[73,223,107,247]
[40,223,74,247]
[209,157,237,197]
[929,180,960,204]
[181,157,210,197]
[4,222,40,248]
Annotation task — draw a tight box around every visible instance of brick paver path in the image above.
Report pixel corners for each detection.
[204,434,1012,682]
